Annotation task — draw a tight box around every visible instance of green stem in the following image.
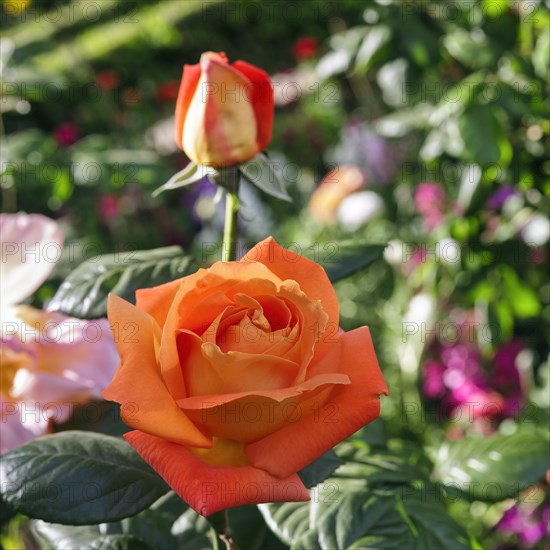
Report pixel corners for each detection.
[208,510,239,550]
[222,188,239,262]
[210,525,221,550]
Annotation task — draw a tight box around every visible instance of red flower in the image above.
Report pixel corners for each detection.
[155,81,179,103]
[96,70,119,91]
[293,37,319,60]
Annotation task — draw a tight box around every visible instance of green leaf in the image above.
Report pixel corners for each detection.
[83,535,152,550]
[261,444,469,549]
[533,27,550,79]
[31,521,102,550]
[240,154,292,202]
[302,242,385,283]
[47,246,200,319]
[432,430,550,502]
[404,496,473,550]
[0,431,169,525]
[355,418,387,449]
[107,492,194,549]
[373,103,435,137]
[152,162,207,196]
[354,25,391,72]
[119,509,175,550]
[443,29,498,69]
[297,450,344,489]
[171,507,212,549]
[260,482,470,550]
[30,523,153,550]
[458,106,505,166]
[335,452,430,488]
[258,501,310,548]
[228,506,287,550]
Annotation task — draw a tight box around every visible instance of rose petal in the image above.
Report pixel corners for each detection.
[231,60,274,151]
[159,268,283,399]
[174,63,202,150]
[245,326,387,478]
[241,237,339,327]
[125,430,309,516]
[178,373,349,443]
[178,331,299,397]
[0,213,64,309]
[135,279,183,327]
[103,294,211,448]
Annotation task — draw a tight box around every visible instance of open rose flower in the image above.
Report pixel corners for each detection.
[174,52,273,168]
[104,237,387,516]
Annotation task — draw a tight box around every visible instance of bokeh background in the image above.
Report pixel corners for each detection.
[2,0,549,548]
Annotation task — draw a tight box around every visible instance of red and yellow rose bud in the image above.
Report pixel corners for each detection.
[175,52,274,168]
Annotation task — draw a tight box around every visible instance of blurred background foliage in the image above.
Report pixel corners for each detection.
[1,0,549,548]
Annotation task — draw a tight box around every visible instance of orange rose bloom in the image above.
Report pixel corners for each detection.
[103,237,387,516]
[174,52,274,168]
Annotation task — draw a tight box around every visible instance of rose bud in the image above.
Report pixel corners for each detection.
[174,52,274,168]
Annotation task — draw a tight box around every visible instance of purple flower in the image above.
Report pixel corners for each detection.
[327,120,398,185]
[180,176,217,224]
[487,185,518,210]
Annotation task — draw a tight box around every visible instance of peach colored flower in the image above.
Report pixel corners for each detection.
[104,237,387,515]
[308,165,366,224]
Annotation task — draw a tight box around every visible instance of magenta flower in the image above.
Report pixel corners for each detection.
[53,122,80,147]
[491,339,526,417]
[421,338,529,427]
[497,502,549,547]
[414,182,446,230]
[422,360,446,398]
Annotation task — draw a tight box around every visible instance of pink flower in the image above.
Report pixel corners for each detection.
[99,194,121,225]
[0,212,64,312]
[414,182,446,230]
[0,213,119,454]
[1,307,119,454]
